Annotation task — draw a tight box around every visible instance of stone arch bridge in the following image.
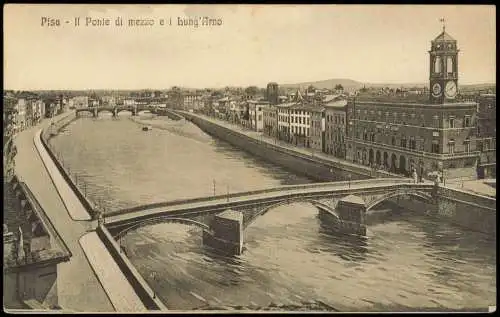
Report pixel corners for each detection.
[75,105,154,117]
[104,179,437,255]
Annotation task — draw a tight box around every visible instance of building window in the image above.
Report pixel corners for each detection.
[434,56,442,73]
[464,116,471,128]
[484,139,490,150]
[432,140,439,153]
[400,135,407,148]
[449,139,455,154]
[363,129,368,141]
[464,138,470,153]
[449,117,455,128]
[409,136,416,150]
[447,57,453,74]
[477,140,483,152]
[432,115,439,128]
[392,136,396,146]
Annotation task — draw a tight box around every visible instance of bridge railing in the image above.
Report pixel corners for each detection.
[106,183,435,228]
[106,178,416,217]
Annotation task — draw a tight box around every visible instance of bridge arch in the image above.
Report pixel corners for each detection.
[244,197,339,229]
[113,216,211,240]
[97,108,114,115]
[75,109,94,116]
[365,190,433,211]
[116,108,133,114]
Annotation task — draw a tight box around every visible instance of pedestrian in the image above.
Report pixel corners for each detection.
[412,168,418,184]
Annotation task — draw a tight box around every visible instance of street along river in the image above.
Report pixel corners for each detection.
[49,113,495,312]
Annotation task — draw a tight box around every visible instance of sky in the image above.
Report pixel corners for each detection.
[4,4,496,90]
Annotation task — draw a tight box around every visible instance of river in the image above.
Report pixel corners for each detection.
[49,113,496,312]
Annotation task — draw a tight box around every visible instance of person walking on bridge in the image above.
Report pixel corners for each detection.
[412,168,418,184]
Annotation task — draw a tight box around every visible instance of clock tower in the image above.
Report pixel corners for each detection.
[429,22,459,104]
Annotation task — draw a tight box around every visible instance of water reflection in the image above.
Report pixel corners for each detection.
[316,221,370,263]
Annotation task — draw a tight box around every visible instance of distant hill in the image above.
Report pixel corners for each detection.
[280,78,495,92]
[280,78,364,91]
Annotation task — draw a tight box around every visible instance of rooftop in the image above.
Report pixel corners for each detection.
[324,99,348,108]
[276,102,299,108]
[4,177,71,270]
[354,91,431,103]
[433,30,456,42]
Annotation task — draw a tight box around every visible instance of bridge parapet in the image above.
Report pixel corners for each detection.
[75,105,154,118]
[107,178,415,218]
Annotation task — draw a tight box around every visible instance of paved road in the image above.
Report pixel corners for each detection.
[14,117,114,312]
[34,129,92,221]
[79,232,147,312]
[446,178,496,198]
[107,179,427,225]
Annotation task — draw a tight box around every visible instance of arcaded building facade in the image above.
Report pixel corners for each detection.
[346,27,479,180]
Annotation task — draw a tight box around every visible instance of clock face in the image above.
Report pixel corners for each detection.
[444,81,457,99]
[432,83,442,97]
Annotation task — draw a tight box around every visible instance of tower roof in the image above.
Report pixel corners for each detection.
[432,30,456,42]
[294,89,303,102]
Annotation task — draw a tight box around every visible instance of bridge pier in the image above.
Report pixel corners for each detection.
[93,108,98,118]
[202,209,244,256]
[332,195,367,236]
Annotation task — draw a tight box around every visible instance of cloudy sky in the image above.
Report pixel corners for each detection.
[4,4,496,90]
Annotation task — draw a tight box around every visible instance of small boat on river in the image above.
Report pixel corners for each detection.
[142,125,152,131]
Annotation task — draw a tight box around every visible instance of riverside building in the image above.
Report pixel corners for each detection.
[346,25,479,181]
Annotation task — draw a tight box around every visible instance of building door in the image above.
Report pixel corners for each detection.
[391,154,397,172]
[399,155,407,175]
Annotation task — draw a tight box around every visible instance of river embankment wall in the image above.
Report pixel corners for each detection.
[179,112,401,181]
[96,225,168,310]
[389,186,496,235]
[39,112,96,218]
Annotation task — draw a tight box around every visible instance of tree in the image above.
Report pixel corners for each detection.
[307,85,316,93]
[334,84,344,91]
[245,86,259,96]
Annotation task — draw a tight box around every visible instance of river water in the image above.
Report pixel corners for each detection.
[49,113,496,312]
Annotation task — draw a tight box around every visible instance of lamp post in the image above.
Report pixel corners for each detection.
[348,173,352,188]
[213,179,216,197]
[150,271,157,299]
[226,184,229,202]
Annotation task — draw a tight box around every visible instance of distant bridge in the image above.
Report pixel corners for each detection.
[75,106,154,117]
[104,178,436,240]
[75,106,184,120]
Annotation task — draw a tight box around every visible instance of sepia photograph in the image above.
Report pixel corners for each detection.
[3,4,496,313]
